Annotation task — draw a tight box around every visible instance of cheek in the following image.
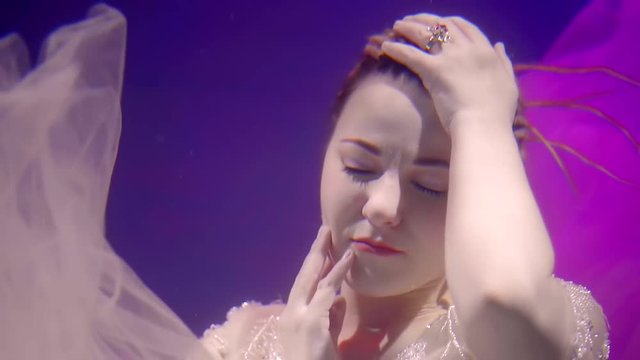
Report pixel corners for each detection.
[405,199,448,251]
[404,190,447,218]
[320,159,367,250]
[419,200,447,229]
[396,202,447,288]
[321,155,364,217]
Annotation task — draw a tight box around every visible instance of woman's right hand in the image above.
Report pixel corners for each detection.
[278,226,355,360]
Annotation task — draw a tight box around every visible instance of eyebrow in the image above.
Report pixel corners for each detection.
[340,138,449,168]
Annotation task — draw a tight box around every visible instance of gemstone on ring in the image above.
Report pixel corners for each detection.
[425,24,451,52]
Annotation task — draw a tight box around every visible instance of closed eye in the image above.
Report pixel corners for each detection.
[342,166,377,185]
[412,182,447,198]
[344,166,446,198]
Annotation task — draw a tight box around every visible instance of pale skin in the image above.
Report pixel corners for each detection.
[274,13,600,360]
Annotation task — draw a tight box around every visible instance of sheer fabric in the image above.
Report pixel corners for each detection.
[0,5,212,360]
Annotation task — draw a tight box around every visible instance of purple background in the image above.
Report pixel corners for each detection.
[3,0,638,358]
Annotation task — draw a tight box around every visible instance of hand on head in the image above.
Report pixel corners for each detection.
[381,13,519,133]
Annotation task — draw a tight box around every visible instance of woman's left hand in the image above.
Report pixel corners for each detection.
[381,14,519,133]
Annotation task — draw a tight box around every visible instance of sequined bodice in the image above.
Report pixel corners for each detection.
[201,280,609,360]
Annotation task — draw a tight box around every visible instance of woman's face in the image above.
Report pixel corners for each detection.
[321,75,451,297]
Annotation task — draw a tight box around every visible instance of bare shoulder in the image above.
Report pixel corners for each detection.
[200,302,285,359]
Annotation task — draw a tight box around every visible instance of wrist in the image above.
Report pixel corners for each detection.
[448,111,515,140]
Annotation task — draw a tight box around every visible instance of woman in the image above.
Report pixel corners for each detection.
[201,15,609,360]
[0,3,630,360]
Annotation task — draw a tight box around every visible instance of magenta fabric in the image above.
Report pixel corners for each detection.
[519,0,640,358]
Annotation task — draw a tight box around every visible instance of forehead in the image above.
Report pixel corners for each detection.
[333,76,450,156]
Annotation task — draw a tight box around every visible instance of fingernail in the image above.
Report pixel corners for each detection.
[343,249,353,259]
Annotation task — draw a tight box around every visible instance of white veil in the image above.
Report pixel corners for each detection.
[0,5,213,359]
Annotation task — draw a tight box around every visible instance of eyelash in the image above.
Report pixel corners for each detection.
[342,167,374,184]
[414,183,447,198]
[342,167,447,198]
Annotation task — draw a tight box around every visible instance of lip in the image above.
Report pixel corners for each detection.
[351,238,403,256]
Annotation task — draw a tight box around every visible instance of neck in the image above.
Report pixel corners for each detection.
[337,278,450,358]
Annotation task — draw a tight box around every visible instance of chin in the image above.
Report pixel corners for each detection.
[345,260,421,298]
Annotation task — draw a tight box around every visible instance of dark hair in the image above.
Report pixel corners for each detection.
[331,29,530,150]
[332,30,422,121]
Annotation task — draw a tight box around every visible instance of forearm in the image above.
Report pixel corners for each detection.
[444,113,555,311]
[443,114,571,358]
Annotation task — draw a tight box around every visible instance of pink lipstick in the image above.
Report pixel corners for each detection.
[351,238,402,256]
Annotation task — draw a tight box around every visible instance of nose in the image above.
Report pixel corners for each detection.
[362,173,402,228]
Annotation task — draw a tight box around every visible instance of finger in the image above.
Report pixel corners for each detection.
[393,19,436,52]
[403,14,463,41]
[494,42,515,79]
[309,249,354,309]
[319,252,333,279]
[329,296,347,346]
[403,13,441,25]
[400,17,462,53]
[380,41,436,81]
[321,249,354,289]
[447,16,490,46]
[288,226,332,306]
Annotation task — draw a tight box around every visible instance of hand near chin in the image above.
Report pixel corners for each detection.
[381,13,519,133]
[278,226,354,360]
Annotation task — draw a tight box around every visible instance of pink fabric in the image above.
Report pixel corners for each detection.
[0,6,212,359]
[519,0,640,358]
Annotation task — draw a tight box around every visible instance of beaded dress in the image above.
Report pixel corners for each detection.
[200,279,609,359]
